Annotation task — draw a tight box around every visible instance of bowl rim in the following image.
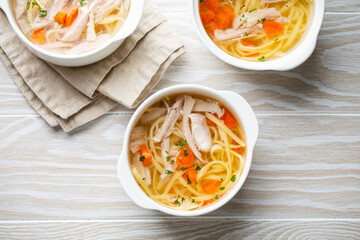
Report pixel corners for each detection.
[190,0,325,71]
[1,0,144,60]
[118,84,259,216]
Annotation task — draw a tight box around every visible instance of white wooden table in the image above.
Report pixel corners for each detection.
[1,0,360,239]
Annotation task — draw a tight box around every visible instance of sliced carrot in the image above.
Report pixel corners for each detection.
[54,11,67,25]
[203,180,221,194]
[183,168,197,184]
[201,0,220,13]
[221,4,234,22]
[139,145,152,167]
[176,147,195,168]
[200,9,215,25]
[205,21,219,35]
[223,109,237,129]
[241,39,257,47]
[214,12,231,30]
[263,21,284,37]
[233,140,246,154]
[64,6,78,27]
[203,198,215,206]
[29,28,45,44]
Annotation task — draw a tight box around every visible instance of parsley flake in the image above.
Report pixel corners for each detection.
[139,156,145,162]
[174,199,180,204]
[240,4,245,9]
[165,170,173,174]
[249,8,257,13]
[231,175,236,182]
[220,187,225,190]
[39,10,47,17]
[183,149,189,156]
[215,195,219,200]
[196,166,201,171]
[187,175,191,185]
[258,56,265,62]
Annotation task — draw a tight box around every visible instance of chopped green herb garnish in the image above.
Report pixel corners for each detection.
[258,56,265,62]
[180,167,187,171]
[215,195,219,200]
[209,166,213,170]
[242,14,245,18]
[171,160,175,164]
[192,199,195,203]
[195,182,198,185]
[187,175,191,185]
[165,150,169,154]
[80,0,86,6]
[165,170,173,174]
[25,20,30,24]
[206,26,211,29]
[275,38,279,42]
[249,8,257,13]
[200,0,205,3]
[174,199,180,204]
[39,10,47,17]
[240,4,245,9]
[231,175,236,182]
[182,197,185,202]
[220,187,225,190]
[286,5,288,7]
[220,178,224,182]
[25,33,30,38]
[142,178,145,180]
[204,9,208,12]
[261,18,266,21]
[183,149,189,156]
[176,140,187,147]
[166,156,171,162]
[245,32,248,36]
[139,156,145,162]
[196,166,201,171]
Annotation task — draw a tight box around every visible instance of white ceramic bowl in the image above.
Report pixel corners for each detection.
[117,84,259,216]
[191,0,325,71]
[0,0,144,67]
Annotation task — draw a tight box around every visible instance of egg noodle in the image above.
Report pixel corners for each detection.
[130,97,247,210]
[207,0,313,61]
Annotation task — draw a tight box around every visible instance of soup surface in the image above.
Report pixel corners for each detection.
[200,0,313,62]
[13,0,130,54]
[129,95,246,210]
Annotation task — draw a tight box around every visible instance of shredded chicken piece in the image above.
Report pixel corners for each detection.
[63,6,90,42]
[15,0,28,19]
[233,8,282,29]
[140,107,167,124]
[189,113,212,152]
[214,24,263,42]
[129,126,145,153]
[182,96,204,162]
[86,12,96,42]
[192,98,224,118]
[153,98,184,142]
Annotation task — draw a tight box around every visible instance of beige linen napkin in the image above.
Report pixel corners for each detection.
[0,0,184,132]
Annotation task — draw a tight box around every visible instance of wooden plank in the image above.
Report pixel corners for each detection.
[0,114,359,219]
[1,13,360,115]
[0,220,359,239]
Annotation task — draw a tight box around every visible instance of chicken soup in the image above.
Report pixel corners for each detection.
[13,0,130,54]
[129,95,246,210]
[200,0,313,62]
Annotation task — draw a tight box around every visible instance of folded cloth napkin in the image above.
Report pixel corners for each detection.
[0,0,184,132]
